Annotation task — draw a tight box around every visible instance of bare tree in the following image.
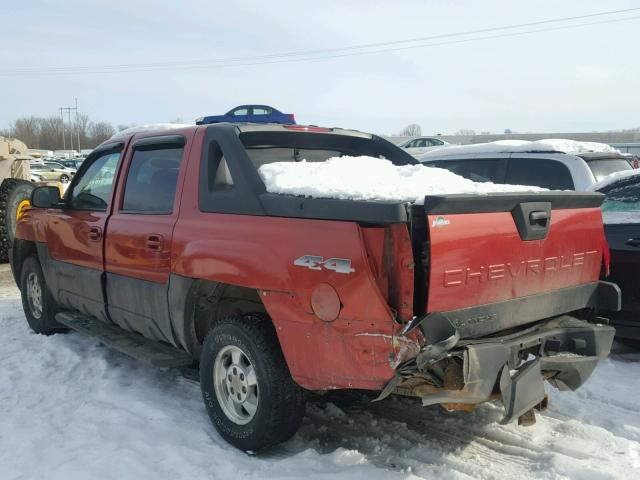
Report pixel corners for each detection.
[88,122,115,145]
[455,129,476,136]
[8,117,40,148]
[38,116,64,150]
[2,115,118,150]
[72,113,91,148]
[399,124,422,137]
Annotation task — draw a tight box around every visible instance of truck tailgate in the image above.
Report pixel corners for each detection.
[419,192,609,336]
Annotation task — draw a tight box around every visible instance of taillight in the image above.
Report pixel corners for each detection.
[283,125,332,133]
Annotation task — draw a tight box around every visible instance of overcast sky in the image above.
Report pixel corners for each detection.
[2,0,639,135]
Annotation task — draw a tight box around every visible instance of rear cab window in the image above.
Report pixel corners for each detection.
[238,130,409,169]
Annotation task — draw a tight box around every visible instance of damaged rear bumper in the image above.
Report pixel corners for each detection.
[387,316,615,423]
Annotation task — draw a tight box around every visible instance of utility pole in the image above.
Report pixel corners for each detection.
[59,102,79,153]
[75,98,81,152]
[59,107,66,150]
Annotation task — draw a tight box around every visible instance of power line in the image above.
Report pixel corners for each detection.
[2,8,639,76]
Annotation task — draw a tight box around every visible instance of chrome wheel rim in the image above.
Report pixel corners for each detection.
[26,272,43,319]
[213,345,258,425]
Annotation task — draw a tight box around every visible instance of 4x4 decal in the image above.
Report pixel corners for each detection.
[293,255,355,274]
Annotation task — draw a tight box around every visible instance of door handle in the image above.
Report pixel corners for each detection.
[146,234,163,251]
[626,238,640,248]
[88,226,102,241]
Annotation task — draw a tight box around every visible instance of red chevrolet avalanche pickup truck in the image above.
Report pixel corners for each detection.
[11,123,620,451]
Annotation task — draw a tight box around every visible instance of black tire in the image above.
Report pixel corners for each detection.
[19,256,66,335]
[60,174,69,183]
[0,178,34,263]
[199,314,307,451]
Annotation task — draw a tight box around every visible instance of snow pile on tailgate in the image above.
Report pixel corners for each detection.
[258,155,544,202]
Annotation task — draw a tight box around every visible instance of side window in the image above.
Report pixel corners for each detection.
[252,107,270,115]
[506,158,574,190]
[121,146,184,213]
[231,108,248,116]
[405,140,416,148]
[68,152,120,210]
[437,159,507,183]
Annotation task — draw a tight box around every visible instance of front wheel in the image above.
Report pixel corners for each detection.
[199,314,306,451]
[19,256,66,335]
[60,174,70,183]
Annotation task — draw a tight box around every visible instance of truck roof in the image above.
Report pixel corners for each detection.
[105,122,374,146]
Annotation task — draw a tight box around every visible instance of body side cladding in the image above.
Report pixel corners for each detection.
[34,242,109,323]
[105,271,174,346]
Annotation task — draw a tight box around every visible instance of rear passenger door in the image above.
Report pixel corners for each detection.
[104,134,189,342]
[251,106,272,123]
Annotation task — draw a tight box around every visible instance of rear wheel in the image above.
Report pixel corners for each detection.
[60,174,69,183]
[19,256,65,335]
[0,179,34,263]
[199,314,306,451]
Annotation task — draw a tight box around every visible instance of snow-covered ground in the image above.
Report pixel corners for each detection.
[1,266,640,480]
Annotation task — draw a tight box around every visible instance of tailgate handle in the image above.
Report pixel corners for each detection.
[511,202,551,241]
[529,210,548,226]
[626,238,640,248]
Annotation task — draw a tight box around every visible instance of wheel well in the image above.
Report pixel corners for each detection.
[11,239,37,287]
[186,280,268,356]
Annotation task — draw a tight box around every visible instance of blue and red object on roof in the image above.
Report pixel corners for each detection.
[196,105,296,125]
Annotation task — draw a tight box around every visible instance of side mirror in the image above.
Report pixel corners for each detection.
[31,186,62,208]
